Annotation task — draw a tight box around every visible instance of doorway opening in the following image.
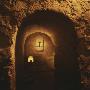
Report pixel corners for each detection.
[15,10,81,90]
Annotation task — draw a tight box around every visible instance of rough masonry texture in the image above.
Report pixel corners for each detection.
[0,0,90,90]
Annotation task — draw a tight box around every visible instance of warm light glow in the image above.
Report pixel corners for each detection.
[24,26,56,50]
[24,31,55,69]
[35,37,44,52]
[28,56,34,62]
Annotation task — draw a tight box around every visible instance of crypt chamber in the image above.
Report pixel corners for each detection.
[0,0,90,90]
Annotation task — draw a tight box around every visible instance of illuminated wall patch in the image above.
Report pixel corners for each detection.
[28,56,34,63]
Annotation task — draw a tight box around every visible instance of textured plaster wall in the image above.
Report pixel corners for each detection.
[0,0,90,90]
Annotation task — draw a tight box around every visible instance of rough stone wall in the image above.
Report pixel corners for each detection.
[0,0,90,90]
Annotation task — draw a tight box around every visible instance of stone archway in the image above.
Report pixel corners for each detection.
[15,10,81,90]
[24,32,55,90]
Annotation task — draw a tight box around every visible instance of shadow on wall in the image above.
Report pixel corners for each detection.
[15,10,81,90]
[0,32,11,90]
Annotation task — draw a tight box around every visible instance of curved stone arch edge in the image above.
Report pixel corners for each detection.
[9,9,89,90]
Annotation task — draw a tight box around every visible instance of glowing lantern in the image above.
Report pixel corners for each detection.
[28,56,34,63]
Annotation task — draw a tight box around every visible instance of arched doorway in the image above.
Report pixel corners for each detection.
[24,32,55,90]
[15,10,81,90]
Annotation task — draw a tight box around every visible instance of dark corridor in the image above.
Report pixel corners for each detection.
[15,10,81,90]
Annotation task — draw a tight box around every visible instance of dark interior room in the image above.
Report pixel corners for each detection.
[0,0,90,90]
